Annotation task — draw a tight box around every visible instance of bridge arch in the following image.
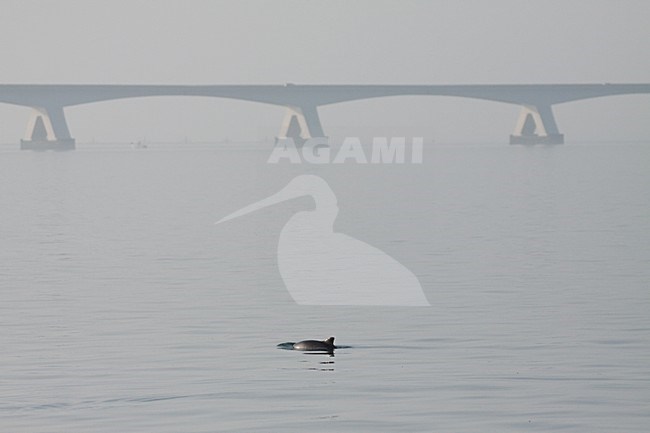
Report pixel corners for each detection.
[552,93,650,142]
[63,95,286,144]
[317,95,517,143]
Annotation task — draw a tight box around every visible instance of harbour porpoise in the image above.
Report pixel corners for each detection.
[292,337,336,352]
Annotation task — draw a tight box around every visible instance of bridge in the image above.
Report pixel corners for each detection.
[1,83,648,150]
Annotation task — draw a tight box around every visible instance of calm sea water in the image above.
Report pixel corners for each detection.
[1,141,649,432]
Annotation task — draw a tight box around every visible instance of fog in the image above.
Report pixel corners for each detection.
[0,0,649,144]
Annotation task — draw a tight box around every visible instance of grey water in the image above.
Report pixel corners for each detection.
[1,141,649,432]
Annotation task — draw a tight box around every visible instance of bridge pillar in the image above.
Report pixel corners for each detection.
[276,105,326,145]
[510,104,564,144]
[21,106,75,151]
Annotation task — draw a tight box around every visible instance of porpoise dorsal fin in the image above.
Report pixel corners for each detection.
[324,337,335,345]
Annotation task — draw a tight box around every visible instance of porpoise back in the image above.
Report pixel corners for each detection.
[293,337,335,351]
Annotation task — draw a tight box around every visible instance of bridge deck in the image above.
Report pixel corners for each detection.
[1,83,649,108]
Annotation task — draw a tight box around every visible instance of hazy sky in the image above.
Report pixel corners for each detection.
[1,0,649,143]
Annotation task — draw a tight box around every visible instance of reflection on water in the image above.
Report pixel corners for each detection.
[310,360,335,372]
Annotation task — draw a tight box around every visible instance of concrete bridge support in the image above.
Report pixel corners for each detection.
[21,106,75,150]
[276,105,326,145]
[510,104,564,144]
